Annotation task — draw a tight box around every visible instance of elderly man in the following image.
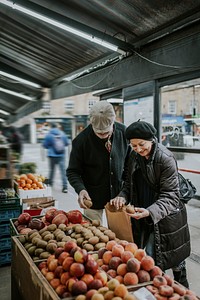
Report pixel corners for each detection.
[67,101,130,223]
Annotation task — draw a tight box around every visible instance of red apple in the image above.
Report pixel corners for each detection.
[67,210,82,224]
[55,284,67,297]
[45,208,57,223]
[54,247,65,259]
[54,266,64,278]
[52,213,68,226]
[66,277,78,292]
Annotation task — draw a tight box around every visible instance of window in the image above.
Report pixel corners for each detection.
[88,99,98,110]
[64,100,74,112]
[168,100,176,114]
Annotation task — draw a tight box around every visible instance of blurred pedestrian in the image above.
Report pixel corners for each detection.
[43,123,69,193]
[7,126,23,159]
[110,120,190,287]
[67,101,130,224]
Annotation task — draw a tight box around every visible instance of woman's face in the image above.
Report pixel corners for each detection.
[130,138,153,158]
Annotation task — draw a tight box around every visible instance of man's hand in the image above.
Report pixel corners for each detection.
[110,196,126,210]
[126,207,150,219]
[78,190,91,209]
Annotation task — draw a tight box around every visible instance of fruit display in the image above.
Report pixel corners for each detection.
[14,173,46,190]
[38,245,108,298]
[145,274,199,300]
[75,278,137,300]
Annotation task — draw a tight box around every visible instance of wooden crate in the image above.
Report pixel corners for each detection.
[11,236,61,300]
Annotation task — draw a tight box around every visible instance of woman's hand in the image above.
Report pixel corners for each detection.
[78,190,91,209]
[127,207,150,219]
[110,196,126,210]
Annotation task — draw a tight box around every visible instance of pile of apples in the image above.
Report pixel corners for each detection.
[38,240,108,298]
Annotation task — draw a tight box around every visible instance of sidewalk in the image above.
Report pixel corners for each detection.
[21,143,200,295]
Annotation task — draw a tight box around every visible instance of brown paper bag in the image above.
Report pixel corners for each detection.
[105,203,134,242]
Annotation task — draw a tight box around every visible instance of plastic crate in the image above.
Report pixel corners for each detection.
[0,236,11,250]
[0,206,22,222]
[0,222,10,236]
[0,250,11,266]
[0,195,21,208]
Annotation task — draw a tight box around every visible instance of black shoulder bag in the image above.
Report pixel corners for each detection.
[178,173,196,204]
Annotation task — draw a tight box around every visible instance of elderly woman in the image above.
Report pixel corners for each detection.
[110,120,190,287]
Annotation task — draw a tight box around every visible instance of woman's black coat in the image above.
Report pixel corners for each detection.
[119,140,190,270]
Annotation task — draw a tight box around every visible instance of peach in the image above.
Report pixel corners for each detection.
[121,250,134,263]
[154,293,168,300]
[60,272,70,285]
[76,295,86,300]
[85,259,98,275]
[81,274,94,286]
[97,258,104,267]
[94,270,108,285]
[88,279,103,290]
[172,283,186,296]
[115,275,124,284]
[118,240,129,248]
[101,264,109,272]
[104,291,115,300]
[50,278,60,289]
[85,289,98,300]
[48,258,58,272]
[91,294,104,300]
[114,284,129,298]
[107,278,120,290]
[137,269,151,283]
[150,266,163,279]
[123,272,139,286]
[146,285,159,294]
[112,244,124,257]
[54,266,64,278]
[168,293,182,300]
[116,263,127,276]
[106,240,117,251]
[74,248,88,263]
[153,275,168,288]
[163,273,174,286]
[98,247,108,259]
[103,251,113,265]
[98,287,109,295]
[62,256,74,271]
[71,280,88,296]
[58,251,70,265]
[66,277,78,292]
[109,257,122,270]
[55,284,67,296]
[107,269,117,278]
[124,242,138,254]
[134,248,146,261]
[69,262,85,278]
[45,271,55,282]
[159,285,174,297]
[126,257,141,273]
[124,294,138,300]
[64,240,77,253]
[140,255,155,271]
